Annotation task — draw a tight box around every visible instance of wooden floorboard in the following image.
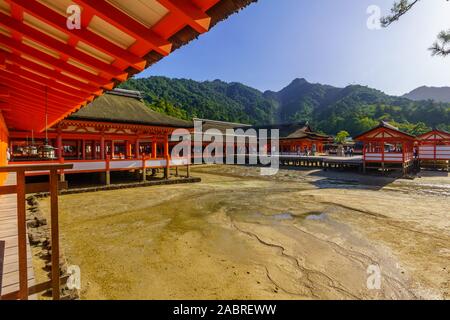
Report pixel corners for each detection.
[0,173,36,299]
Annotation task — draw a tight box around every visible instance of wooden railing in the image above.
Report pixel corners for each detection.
[0,163,73,300]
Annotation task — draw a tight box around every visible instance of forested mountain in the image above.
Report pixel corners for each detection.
[403,86,450,103]
[120,77,450,136]
[120,77,278,125]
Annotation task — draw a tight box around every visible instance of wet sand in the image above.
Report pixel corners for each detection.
[39,165,450,300]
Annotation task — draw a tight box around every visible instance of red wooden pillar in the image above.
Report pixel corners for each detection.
[105,155,110,185]
[100,135,105,160]
[142,154,147,182]
[402,142,405,163]
[91,140,96,160]
[82,140,86,160]
[111,140,115,159]
[135,139,140,159]
[125,141,130,159]
[9,141,13,162]
[16,170,27,300]
[164,134,170,158]
[152,137,157,159]
[164,134,170,179]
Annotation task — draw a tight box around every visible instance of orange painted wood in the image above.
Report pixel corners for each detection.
[0,12,128,80]
[6,54,102,95]
[0,164,73,173]
[157,0,211,33]
[3,65,93,101]
[15,170,27,300]
[0,34,113,88]
[49,170,60,300]
[73,0,172,56]
[9,0,146,71]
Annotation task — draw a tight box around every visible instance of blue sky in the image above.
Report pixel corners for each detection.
[138,0,450,96]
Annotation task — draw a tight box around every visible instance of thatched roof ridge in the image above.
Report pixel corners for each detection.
[68,91,193,128]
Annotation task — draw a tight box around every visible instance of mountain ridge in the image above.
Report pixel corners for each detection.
[403,86,450,103]
[119,76,450,136]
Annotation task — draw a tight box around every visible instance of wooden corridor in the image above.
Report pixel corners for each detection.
[0,173,35,299]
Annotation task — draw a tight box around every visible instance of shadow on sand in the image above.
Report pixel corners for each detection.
[306,169,399,191]
[418,170,449,178]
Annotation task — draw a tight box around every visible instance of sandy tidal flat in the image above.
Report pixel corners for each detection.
[39,166,450,300]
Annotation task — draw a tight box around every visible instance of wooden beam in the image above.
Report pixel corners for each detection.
[5,53,103,95]
[9,0,147,71]
[0,85,9,98]
[0,182,68,195]
[8,100,67,116]
[157,0,211,34]
[0,11,128,81]
[73,0,172,56]
[0,72,88,105]
[8,95,70,113]
[4,64,94,100]
[0,51,5,69]
[16,170,28,300]
[0,77,86,107]
[0,34,114,89]
[0,163,73,173]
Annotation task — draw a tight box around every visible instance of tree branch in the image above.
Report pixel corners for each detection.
[429,30,450,56]
[381,0,421,27]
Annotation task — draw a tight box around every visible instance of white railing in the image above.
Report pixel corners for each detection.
[365,152,413,162]
[419,145,450,160]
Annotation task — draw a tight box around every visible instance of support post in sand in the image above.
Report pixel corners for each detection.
[105,156,111,185]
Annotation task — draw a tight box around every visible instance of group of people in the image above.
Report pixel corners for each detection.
[344,146,355,157]
[296,145,317,156]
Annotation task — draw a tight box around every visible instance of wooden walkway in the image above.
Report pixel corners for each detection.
[0,173,35,299]
[278,155,363,170]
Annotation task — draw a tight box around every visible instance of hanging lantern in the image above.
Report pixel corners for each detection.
[24,130,39,157]
[29,145,39,157]
[39,141,57,159]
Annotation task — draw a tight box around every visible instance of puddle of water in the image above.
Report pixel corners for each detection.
[315,179,369,190]
[305,212,328,221]
[247,212,295,222]
[248,211,330,223]
[272,212,295,221]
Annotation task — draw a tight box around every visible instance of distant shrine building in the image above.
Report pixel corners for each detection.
[417,129,450,163]
[247,123,333,155]
[354,121,450,173]
[192,119,333,158]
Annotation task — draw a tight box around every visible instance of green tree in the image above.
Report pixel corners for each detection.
[335,131,350,144]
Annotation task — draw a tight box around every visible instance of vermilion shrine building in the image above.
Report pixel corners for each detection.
[417,129,450,163]
[9,89,193,182]
[354,121,417,174]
